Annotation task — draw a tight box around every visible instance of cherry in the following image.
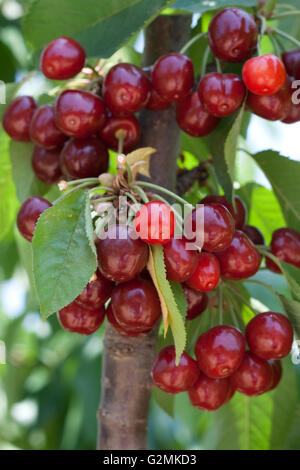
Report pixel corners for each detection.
[176,92,220,137]
[208,8,258,63]
[282,50,300,77]
[152,53,194,103]
[265,253,281,274]
[242,54,286,96]
[183,284,208,320]
[55,89,107,138]
[216,230,261,280]
[61,137,108,179]
[102,63,150,116]
[282,94,300,124]
[57,300,105,335]
[195,325,245,379]
[106,304,149,337]
[243,225,265,246]
[224,383,235,403]
[186,252,220,292]
[134,200,175,245]
[267,360,282,391]
[143,66,171,111]
[76,269,114,310]
[17,196,52,242]
[246,80,290,121]
[270,228,300,269]
[30,105,68,149]
[151,345,200,394]
[198,73,245,117]
[32,146,63,185]
[96,224,149,283]
[188,374,231,411]
[246,312,293,360]
[200,195,247,230]
[110,279,161,332]
[40,36,85,80]
[99,115,141,152]
[230,351,273,396]
[163,237,198,282]
[3,96,37,141]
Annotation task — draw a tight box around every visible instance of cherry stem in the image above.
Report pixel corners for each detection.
[53,181,100,205]
[270,27,300,48]
[201,45,211,77]
[218,285,223,325]
[149,192,184,227]
[257,245,282,271]
[226,292,242,329]
[64,177,99,186]
[271,10,300,19]
[187,315,204,353]
[180,31,207,54]
[131,185,149,203]
[261,0,280,16]
[269,32,283,55]
[226,283,260,316]
[116,129,126,154]
[215,58,222,73]
[135,181,194,208]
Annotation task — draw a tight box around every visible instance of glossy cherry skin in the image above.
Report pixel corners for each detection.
[163,237,198,282]
[30,105,68,149]
[195,325,246,379]
[216,230,261,280]
[99,115,141,152]
[76,270,114,309]
[246,312,293,360]
[188,374,231,411]
[246,80,291,121]
[61,137,108,179]
[146,84,171,111]
[270,228,300,269]
[242,54,287,95]
[200,195,247,230]
[106,304,150,337]
[176,92,220,137]
[134,201,175,245]
[96,224,149,283]
[282,92,300,124]
[17,196,52,242]
[208,8,258,63]
[230,351,273,396]
[3,96,37,141]
[151,345,200,394]
[55,89,107,138]
[57,300,105,335]
[152,53,194,103]
[268,360,282,391]
[282,50,300,77]
[32,146,63,185]
[186,252,220,292]
[110,279,161,332]
[243,225,265,246]
[40,37,85,80]
[102,63,150,116]
[198,73,245,117]
[183,284,208,320]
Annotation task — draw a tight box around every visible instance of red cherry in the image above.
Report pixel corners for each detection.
[143,67,171,111]
[282,94,300,124]
[176,92,220,137]
[267,360,282,391]
[188,374,231,411]
[3,96,37,141]
[198,73,245,117]
[243,225,265,246]
[195,325,245,379]
[76,270,114,309]
[110,279,161,332]
[30,105,68,149]
[246,80,291,121]
[208,8,258,63]
[152,53,194,103]
[96,224,149,283]
[186,252,220,292]
[242,54,287,95]
[224,382,235,403]
[17,196,52,242]
[102,63,150,116]
[57,300,105,335]
[183,283,208,320]
[60,137,108,179]
[99,115,141,152]
[270,228,300,269]
[163,237,198,282]
[230,351,273,396]
[246,312,293,360]
[216,230,261,280]
[282,50,300,77]
[265,252,281,274]
[55,89,107,138]
[200,195,247,230]
[134,201,175,245]
[32,146,63,185]
[106,304,149,337]
[40,36,85,80]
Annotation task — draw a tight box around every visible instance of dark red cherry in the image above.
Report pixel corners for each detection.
[99,115,140,152]
[216,230,261,280]
[230,351,273,396]
[195,325,246,379]
[282,50,300,77]
[57,300,105,335]
[152,53,194,103]
[188,374,231,411]
[146,85,171,111]
[270,228,300,269]
[3,96,37,141]
[246,80,291,121]
[186,252,220,292]
[17,196,52,242]
[110,279,161,332]
[32,146,63,185]
[40,36,85,80]
[224,382,235,403]
[208,8,258,63]
[183,284,208,320]
[242,54,286,95]
[30,105,68,149]
[200,195,247,230]
[163,237,198,282]
[96,224,149,283]
[102,63,150,116]
[282,92,300,124]
[246,312,293,360]
[106,304,149,337]
[267,360,282,391]
[76,270,114,309]
[55,89,107,138]
[243,225,265,245]
[176,92,220,137]
[265,252,281,274]
[134,200,175,245]
[61,137,108,179]
[198,73,245,117]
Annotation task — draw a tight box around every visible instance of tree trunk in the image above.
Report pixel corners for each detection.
[97,14,191,451]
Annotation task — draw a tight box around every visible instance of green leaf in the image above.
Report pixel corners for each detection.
[0,128,18,241]
[170,281,188,318]
[32,190,97,318]
[173,0,256,13]
[153,387,175,417]
[279,295,300,338]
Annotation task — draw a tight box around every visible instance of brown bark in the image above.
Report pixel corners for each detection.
[97,14,191,451]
